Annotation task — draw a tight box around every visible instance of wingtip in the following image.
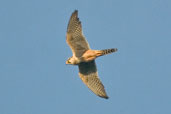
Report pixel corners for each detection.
[105,96,109,99]
[73,10,78,14]
[103,96,109,99]
[70,10,78,18]
[99,95,109,99]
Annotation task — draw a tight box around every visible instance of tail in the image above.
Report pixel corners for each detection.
[96,48,118,57]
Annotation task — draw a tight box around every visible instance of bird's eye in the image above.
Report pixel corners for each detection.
[67,60,71,63]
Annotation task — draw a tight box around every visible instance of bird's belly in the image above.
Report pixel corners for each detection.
[82,50,97,62]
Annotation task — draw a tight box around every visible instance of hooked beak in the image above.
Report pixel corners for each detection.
[65,61,69,65]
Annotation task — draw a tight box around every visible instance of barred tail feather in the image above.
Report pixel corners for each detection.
[96,48,118,57]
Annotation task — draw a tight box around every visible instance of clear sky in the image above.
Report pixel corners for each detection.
[0,0,171,114]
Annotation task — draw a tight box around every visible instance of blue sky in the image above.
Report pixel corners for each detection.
[0,0,171,114]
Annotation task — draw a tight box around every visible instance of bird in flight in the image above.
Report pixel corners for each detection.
[66,10,117,99]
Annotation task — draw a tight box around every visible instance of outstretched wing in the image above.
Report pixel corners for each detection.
[78,60,109,99]
[66,10,90,57]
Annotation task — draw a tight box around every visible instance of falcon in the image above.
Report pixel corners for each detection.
[66,10,117,99]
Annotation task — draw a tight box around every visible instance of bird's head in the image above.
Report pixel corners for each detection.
[66,57,80,65]
[66,57,73,65]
